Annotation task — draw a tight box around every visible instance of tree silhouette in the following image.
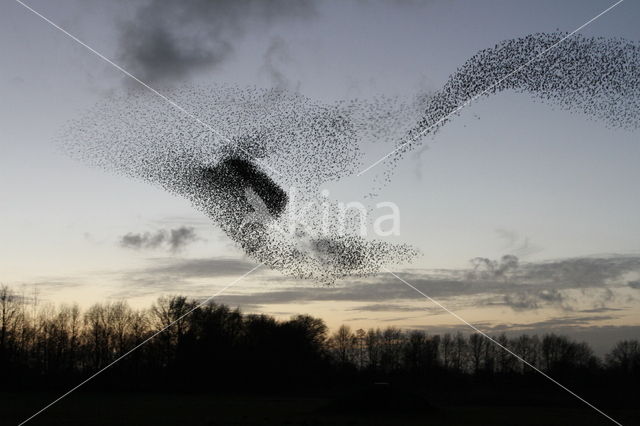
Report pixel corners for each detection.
[0,282,636,406]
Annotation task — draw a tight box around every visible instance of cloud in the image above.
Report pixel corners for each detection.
[119,226,198,252]
[517,256,640,288]
[578,307,624,313]
[108,253,640,314]
[348,303,427,312]
[628,280,640,289]
[167,227,199,251]
[215,279,419,306]
[408,315,618,335]
[459,255,640,312]
[142,257,256,278]
[468,254,519,280]
[115,0,443,85]
[209,255,640,313]
[502,288,565,311]
[111,257,259,298]
[117,0,316,84]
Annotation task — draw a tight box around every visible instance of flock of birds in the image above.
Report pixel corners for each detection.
[60,32,639,283]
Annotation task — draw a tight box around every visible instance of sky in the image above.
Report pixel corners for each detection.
[1,0,639,354]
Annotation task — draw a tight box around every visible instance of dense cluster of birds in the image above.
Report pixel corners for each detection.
[61,86,420,282]
[60,32,639,283]
[377,32,640,188]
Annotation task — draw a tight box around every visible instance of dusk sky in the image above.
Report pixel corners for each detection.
[1,0,639,355]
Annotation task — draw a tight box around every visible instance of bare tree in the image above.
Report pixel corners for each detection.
[452,332,468,372]
[404,330,426,373]
[365,328,382,370]
[441,333,453,369]
[355,328,367,369]
[380,327,403,373]
[469,333,484,374]
[606,340,640,374]
[0,285,22,366]
[330,325,355,365]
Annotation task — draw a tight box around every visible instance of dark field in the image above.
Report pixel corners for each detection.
[4,390,639,426]
[2,292,639,425]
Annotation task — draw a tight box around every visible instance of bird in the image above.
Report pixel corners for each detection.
[60,32,639,283]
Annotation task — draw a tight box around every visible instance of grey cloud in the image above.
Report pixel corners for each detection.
[119,226,198,252]
[117,0,316,84]
[30,280,85,290]
[410,315,617,335]
[143,257,256,278]
[380,316,424,322]
[462,255,640,312]
[517,256,640,288]
[578,307,624,313]
[511,315,618,327]
[216,279,419,306]
[168,227,198,251]
[110,254,640,312]
[120,232,164,249]
[212,255,640,312]
[111,257,259,299]
[466,252,640,296]
[628,280,640,289]
[348,303,427,312]
[467,254,519,280]
[502,288,565,311]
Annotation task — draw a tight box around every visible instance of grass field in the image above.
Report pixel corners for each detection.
[3,391,638,426]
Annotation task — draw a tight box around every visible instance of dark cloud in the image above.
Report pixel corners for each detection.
[167,227,198,251]
[143,257,256,278]
[216,279,418,306]
[109,254,640,314]
[502,288,565,311]
[119,226,198,252]
[467,254,519,280]
[120,231,164,250]
[380,316,424,322]
[117,0,316,84]
[459,255,640,312]
[348,303,427,312]
[205,255,640,312]
[517,256,640,288]
[30,280,85,290]
[410,315,618,333]
[578,307,624,313]
[111,257,259,299]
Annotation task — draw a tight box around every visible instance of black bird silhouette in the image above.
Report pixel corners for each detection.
[61,32,639,282]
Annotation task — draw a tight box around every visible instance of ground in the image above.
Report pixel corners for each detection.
[3,391,638,426]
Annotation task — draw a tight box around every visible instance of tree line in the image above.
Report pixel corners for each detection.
[1,285,639,393]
